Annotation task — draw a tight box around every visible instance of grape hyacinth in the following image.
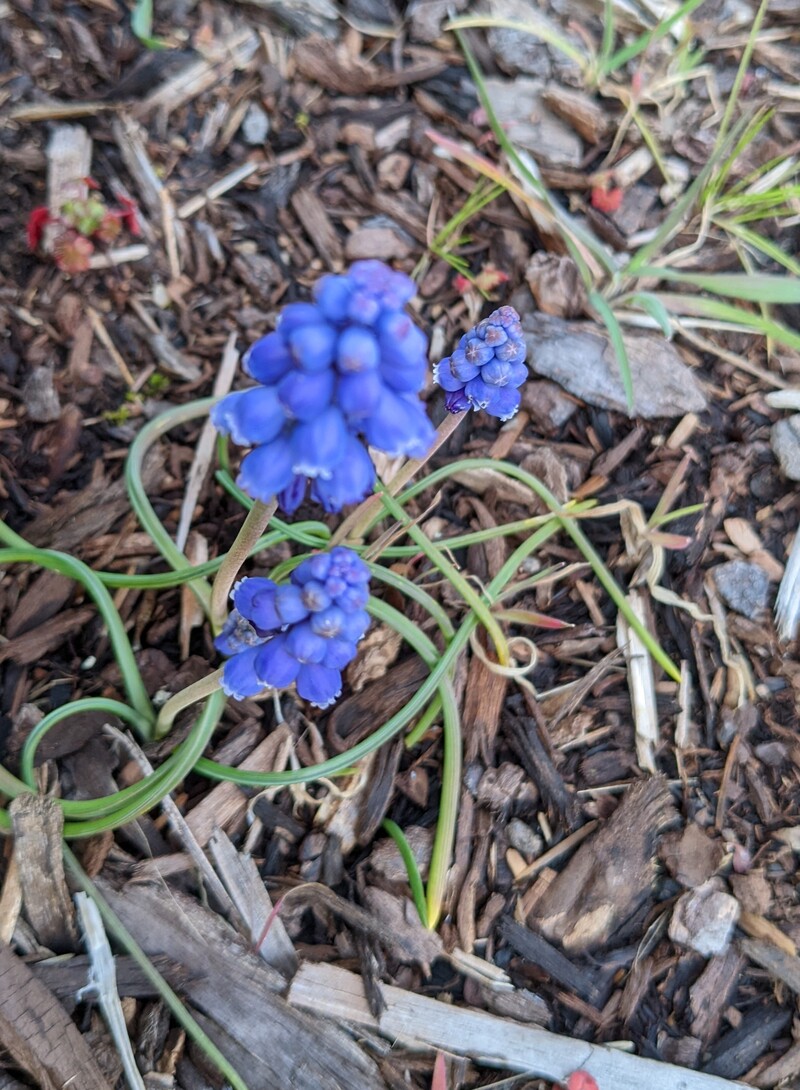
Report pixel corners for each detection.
[212,261,436,514]
[433,305,528,420]
[215,546,371,708]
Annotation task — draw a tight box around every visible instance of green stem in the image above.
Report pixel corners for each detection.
[425,676,461,930]
[125,398,217,612]
[381,819,428,926]
[0,547,154,729]
[376,484,511,666]
[63,847,250,1090]
[155,670,224,739]
[404,694,442,749]
[330,412,466,547]
[209,498,277,632]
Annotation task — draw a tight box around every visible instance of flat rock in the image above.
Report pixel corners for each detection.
[771,414,800,480]
[483,78,583,168]
[519,310,707,418]
[486,0,584,83]
[669,878,740,957]
[713,560,770,616]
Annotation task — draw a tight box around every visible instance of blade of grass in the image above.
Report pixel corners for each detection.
[713,0,770,151]
[720,221,800,277]
[636,268,800,304]
[381,820,428,925]
[131,0,170,49]
[652,292,800,352]
[627,291,674,338]
[598,0,707,77]
[589,290,635,413]
[444,15,589,70]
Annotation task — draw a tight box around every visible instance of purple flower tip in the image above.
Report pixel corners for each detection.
[434,306,527,420]
[213,261,434,513]
[218,547,371,709]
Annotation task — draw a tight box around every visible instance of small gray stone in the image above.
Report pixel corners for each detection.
[713,560,770,616]
[668,877,740,957]
[771,414,800,481]
[241,103,270,145]
[507,818,544,859]
[483,78,583,168]
[22,364,61,422]
[519,310,707,418]
[485,0,584,83]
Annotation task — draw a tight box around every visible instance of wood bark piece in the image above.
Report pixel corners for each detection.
[498,919,605,1006]
[289,961,751,1090]
[527,777,676,954]
[703,1005,791,1081]
[689,947,746,1045]
[45,124,92,251]
[97,879,384,1090]
[739,936,800,993]
[9,795,78,953]
[290,188,343,269]
[0,942,112,1090]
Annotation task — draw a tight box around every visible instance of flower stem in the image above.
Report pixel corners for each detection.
[425,676,461,930]
[155,669,224,739]
[209,497,277,633]
[330,411,465,547]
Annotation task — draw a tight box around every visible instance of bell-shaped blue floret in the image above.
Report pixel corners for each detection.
[221,646,267,700]
[339,608,371,642]
[485,386,521,421]
[287,323,338,372]
[347,290,381,326]
[445,389,470,413]
[362,389,435,458]
[449,348,481,384]
[433,357,463,392]
[211,387,287,447]
[285,621,328,664]
[337,370,382,420]
[322,636,357,670]
[290,406,348,479]
[296,663,342,708]
[278,474,307,515]
[243,332,293,384]
[337,326,380,373]
[277,368,335,421]
[311,437,375,513]
[237,438,295,501]
[274,584,309,625]
[255,634,300,689]
[315,275,353,323]
[232,578,282,632]
[335,583,369,611]
[464,376,494,410]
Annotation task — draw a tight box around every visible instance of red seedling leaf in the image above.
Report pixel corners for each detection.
[84,175,101,190]
[453,273,471,294]
[27,206,51,250]
[53,231,94,274]
[565,1070,599,1090]
[431,1053,447,1090]
[94,211,123,244]
[591,185,623,214]
[117,195,142,237]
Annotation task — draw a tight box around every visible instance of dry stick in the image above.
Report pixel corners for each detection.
[330,412,465,547]
[209,497,278,633]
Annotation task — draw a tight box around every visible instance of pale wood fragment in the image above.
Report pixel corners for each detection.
[288,962,751,1090]
[45,124,93,251]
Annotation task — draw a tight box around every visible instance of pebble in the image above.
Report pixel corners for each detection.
[668,878,740,957]
[771,414,800,481]
[713,560,770,616]
[241,103,270,146]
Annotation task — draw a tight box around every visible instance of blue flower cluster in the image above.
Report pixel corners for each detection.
[212,261,436,514]
[434,306,527,420]
[215,547,371,708]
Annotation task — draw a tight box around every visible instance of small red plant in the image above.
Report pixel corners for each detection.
[590,185,624,214]
[26,182,141,273]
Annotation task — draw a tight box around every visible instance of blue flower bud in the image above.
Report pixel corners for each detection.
[290,406,348,479]
[287,323,338,372]
[362,389,435,458]
[449,348,480,384]
[485,386,522,421]
[278,474,308,515]
[337,326,380,373]
[222,646,267,700]
[232,578,281,632]
[322,636,358,669]
[255,634,300,689]
[335,583,369,611]
[237,438,295,501]
[211,387,286,447]
[285,621,328,664]
[339,608,370,642]
[347,290,381,326]
[243,332,293,384]
[278,302,325,334]
[277,368,335,421]
[296,663,342,708]
[293,553,332,585]
[300,580,332,612]
[314,275,353,322]
[337,370,383,419]
[310,605,345,637]
[274,584,309,625]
